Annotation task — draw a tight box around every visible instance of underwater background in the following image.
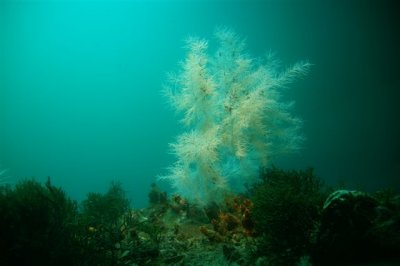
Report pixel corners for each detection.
[0,0,399,208]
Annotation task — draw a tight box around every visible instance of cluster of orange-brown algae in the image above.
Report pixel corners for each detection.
[225,195,254,236]
[200,195,255,242]
[199,225,225,242]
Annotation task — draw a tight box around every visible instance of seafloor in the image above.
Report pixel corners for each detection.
[1,170,399,266]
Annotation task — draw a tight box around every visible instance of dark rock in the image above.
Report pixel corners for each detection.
[312,190,400,265]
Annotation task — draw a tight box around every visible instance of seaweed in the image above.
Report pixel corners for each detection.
[0,178,79,266]
[251,167,326,265]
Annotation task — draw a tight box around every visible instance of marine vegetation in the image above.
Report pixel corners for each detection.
[251,167,326,266]
[161,28,310,206]
[76,181,132,265]
[0,178,79,266]
[1,170,399,265]
[0,179,160,266]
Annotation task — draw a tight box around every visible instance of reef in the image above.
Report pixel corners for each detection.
[1,169,399,265]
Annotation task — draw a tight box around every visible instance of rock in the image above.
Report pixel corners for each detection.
[312,190,400,265]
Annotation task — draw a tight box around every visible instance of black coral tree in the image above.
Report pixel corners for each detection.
[161,28,310,206]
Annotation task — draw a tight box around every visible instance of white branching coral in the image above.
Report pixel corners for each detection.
[0,167,11,185]
[161,28,310,206]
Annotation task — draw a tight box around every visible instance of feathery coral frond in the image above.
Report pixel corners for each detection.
[161,29,309,205]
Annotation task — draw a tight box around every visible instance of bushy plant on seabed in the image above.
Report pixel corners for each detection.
[0,178,78,266]
[251,167,326,265]
[160,28,310,206]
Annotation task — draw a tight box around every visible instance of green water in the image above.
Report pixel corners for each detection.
[1,0,399,207]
